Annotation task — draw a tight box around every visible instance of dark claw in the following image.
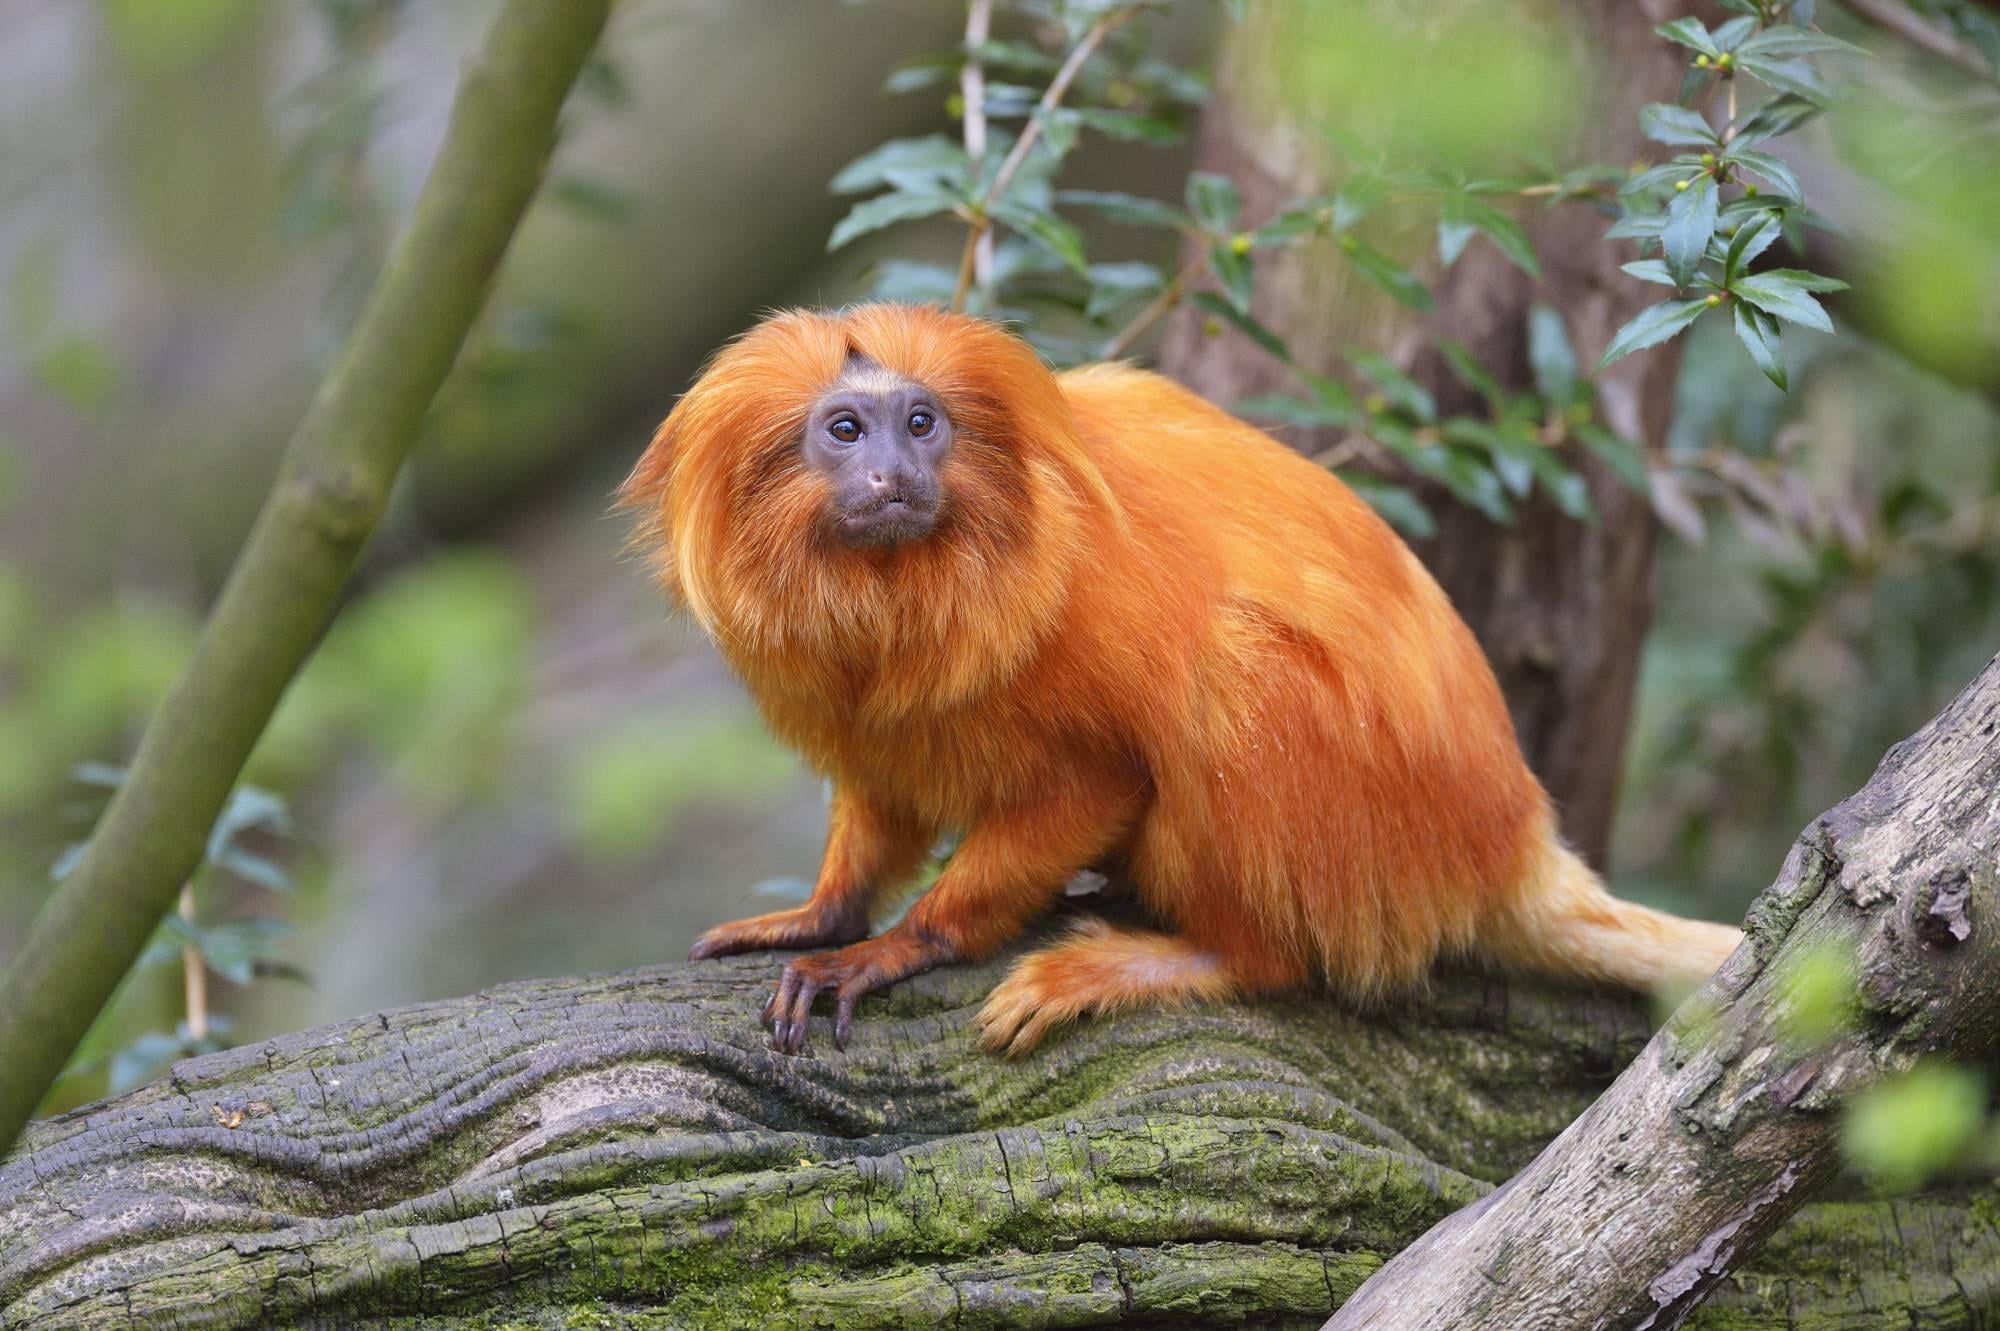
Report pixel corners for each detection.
[834,990,858,1050]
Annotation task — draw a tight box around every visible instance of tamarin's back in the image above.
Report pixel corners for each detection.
[1047,363,1548,993]
[632,304,1741,1056]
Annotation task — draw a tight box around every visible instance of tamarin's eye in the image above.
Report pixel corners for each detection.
[909,411,935,438]
[828,417,862,444]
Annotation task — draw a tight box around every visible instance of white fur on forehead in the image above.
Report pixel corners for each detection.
[833,355,919,398]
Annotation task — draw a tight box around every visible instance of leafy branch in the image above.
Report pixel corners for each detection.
[1599,3,1861,387]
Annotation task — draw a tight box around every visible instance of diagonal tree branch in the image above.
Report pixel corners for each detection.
[1327,651,2000,1330]
[0,0,612,1158]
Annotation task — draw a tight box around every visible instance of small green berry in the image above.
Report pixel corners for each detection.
[1203,318,1222,337]
[1716,51,1734,70]
[1674,178,1691,192]
[1363,393,1387,414]
[1700,151,1717,167]
[1744,184,1760,197]
[1339,233,1359,253]
[1229,233,1252,255]
[1704,293,1722,307]
[1695,54,1712,68]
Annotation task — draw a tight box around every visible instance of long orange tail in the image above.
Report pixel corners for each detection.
[1482,841,1743,993]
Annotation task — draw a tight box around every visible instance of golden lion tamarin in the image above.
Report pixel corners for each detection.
[620,303,1741,1056]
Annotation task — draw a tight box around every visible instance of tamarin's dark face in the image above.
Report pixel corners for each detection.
[802,357,952,548]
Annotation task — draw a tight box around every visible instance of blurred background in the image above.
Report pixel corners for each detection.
[1,0,1995,1121]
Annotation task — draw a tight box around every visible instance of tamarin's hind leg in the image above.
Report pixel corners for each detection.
[975,919,1237,1057]
[689,788,930,960]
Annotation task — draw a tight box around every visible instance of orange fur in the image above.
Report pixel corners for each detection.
[623,304,1742,1055]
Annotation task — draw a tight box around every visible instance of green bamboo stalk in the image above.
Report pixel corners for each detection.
[0,0,612,1156]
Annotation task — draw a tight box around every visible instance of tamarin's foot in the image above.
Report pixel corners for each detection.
[975,920,1234,1057]
[687,901,869,961]
[762,926,958,1053]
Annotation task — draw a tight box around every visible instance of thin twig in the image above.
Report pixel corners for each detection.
[951,6,1138,311]
[1840,0,2000,86]
[959,0,995,292]
[1102,251,1207,360]
[179,884,207,1041]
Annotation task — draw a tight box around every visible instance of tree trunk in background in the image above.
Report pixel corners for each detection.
[1162,1,1697,867]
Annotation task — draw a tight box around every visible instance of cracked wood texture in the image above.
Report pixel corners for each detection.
[1329,652,2000,1330]
[4,888,1998,1326]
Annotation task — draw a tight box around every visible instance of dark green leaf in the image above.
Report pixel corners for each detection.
[1444,418,1533,495]
[988,199,1089,274]
[1437,194,1476,266]
[1756,267,1848,292]
[1621,258,1681,286]
[1211,241,1255,314]
[1344,240,1433,311]
[1352,352,1437,422]
[1655,17,1720,55]
[1576,424,1651,494]
[1084,261,1164,320]
[827,190,959,251]
[1662,175,1719,286]
[1711,15,1758,50]
[869,258,958,304]
[830,135,967,194]
[1640,102,1720,146]
[1235,393,1355,429]
[1186,172,1242,232]
[1732,275,1833,331]
[970,39,1060,76]
[1732,300,1788,390]
[1254,199,1333,245]
[1529,446,1595,520]
[1527,303,1578,404]
[216,848,292,894]
[1738,54,1833,104]
[1724,211,1783,281]
[881,52,960,96]
[207,785,290,864]
[1191,292,1292,362]
[1738,25,1867,58]
[1437,338,1505,404]
[1596,298,1711,369]
[1724,147,1802,202]
[1730,95,1821,148]
[1463,199,1540,277]
[1340,474,1436,538]
[1332,176,1388,229]
[1056,189,1191,230]
[1620,160,1705,198]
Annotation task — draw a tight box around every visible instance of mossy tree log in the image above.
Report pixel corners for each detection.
[2,947,1994,1330]
[9,641,2000,1331]
[4,688,1997,1330]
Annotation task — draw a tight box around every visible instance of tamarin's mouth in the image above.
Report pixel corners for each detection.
[837,497,939,548]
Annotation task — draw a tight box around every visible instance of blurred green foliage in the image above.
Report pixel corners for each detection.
[1842,1060,1989,1192]
[560,711,796,864]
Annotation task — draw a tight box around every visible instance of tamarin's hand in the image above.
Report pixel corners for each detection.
[621,305,1743,1056]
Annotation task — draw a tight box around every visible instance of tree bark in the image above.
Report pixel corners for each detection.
[0,0,611,1158]
[1330,651,2000,1330]
[7,638,2000,1331]
[1159,0,1698,867]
